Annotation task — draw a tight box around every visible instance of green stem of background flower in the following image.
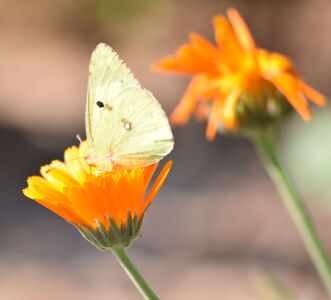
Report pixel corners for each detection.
[112,246,159,300]
[251,128,331,297]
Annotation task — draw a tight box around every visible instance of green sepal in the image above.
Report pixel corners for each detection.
[75,212,144,251]
[219,85,293,135]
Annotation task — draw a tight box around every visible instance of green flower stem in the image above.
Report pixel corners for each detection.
[112,246,159,300]
[251,128,331,297]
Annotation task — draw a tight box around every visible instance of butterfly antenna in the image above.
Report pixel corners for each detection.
[45,156,87,174]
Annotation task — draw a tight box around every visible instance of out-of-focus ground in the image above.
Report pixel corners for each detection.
[1,0,331,299]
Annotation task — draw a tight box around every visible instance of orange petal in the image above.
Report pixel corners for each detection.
[206,100,223,140]
[41,167,80,192]
[189,33,219,60]
[205,73,241,95]
[171,74,210,125]
[143,161,172,210]
[153,55,188,74]
[213,15,233,47]
[143,163,159,185]
[153,33,218,75]
[222,89,242,129]
[258,49,293,77]
[227,8,256,52]
[271,74,311,121]
[47,200,91,226]
[24,176,67,203]
[212,15,243,68]
[195,101,209,121]
[298,80,326,106]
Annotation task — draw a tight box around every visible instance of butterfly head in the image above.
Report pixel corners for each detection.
[86,152,118,172]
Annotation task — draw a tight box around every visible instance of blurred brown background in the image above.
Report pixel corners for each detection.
[1,0,331,299]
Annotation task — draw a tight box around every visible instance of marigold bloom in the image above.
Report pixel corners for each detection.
[23,141,172,250]
[154,8,326,140]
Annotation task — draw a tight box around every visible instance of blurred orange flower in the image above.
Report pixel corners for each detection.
[154,8,326,140]
[23,141,172,249]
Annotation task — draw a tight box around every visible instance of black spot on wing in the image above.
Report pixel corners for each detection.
[96,101,105,108]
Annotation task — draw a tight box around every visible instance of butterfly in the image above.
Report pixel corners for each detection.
[85,43,174,171]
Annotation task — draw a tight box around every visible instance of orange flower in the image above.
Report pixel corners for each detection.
[23,141,172,250]
[154,8,326,140]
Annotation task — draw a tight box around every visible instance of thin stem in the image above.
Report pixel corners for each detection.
[112,246,159,300]
[251,128,331,297]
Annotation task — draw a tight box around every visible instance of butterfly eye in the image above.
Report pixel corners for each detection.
[96,101,105,108]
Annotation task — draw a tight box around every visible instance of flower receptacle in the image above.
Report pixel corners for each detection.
[224,87,293,134]
[76,213,143,251]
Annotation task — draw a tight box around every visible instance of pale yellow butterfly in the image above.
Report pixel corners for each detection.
[85,43,174,170]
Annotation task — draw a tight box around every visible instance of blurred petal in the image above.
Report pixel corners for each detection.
[171,74,211,124]
[206,100,223,140]
[227,8,256,52]
[189,33,219,60]
[271,74,311,121]
[213,15,243,63]
[299,80,326,106]
[223,89,242,128]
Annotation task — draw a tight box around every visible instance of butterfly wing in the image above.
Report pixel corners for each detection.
[86,43,174,169]
[86,43,140,157]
